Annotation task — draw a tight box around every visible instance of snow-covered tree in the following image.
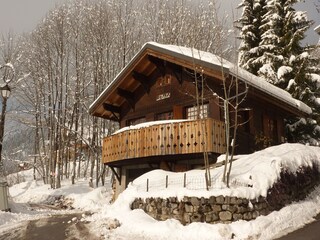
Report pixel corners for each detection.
[238,0,320,144]
[237,0,267,75]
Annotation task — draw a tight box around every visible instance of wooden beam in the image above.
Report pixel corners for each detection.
[103,103,120,121]
[132,71,151,94]
[117,88,135,110]
[148,55,166,76]
[103,103,120,114]
[149,55,184,84]
[110,166,121,185]
[167,62,183,84]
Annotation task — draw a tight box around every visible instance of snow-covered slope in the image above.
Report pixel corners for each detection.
[1,143,320,240]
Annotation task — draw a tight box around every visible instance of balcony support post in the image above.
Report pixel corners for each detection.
[110,166,121,185]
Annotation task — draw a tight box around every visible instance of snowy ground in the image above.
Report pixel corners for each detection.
[1,143,320,239]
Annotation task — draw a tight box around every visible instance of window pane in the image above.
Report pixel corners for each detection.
[186,104,208,120]
[156,112,173,120]
[128,117,146,126]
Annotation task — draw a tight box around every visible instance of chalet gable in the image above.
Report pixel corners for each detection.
[89,42,311,121]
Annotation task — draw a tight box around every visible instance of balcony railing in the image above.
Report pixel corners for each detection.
[102,118,226,164]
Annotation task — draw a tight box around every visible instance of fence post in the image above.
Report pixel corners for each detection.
[166,175,168,188]
[183,173,186,188]
[147,178,149,192]
[205,172,209,191]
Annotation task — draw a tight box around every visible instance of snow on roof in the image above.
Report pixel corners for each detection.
[89,42,311,115]
[147,42,311,115]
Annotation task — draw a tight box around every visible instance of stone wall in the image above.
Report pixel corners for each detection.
[131,165,320,225]
[131,195,271,225]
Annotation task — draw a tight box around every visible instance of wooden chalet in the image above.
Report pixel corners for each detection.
[89,42,311,197]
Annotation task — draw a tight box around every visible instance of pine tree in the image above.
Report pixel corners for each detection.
[238,0,320,144]
[237,0,267,75]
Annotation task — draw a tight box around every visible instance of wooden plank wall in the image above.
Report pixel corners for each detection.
[102,118,226,164]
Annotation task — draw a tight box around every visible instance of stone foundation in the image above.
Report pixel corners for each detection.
[131,165,320,225]
[131,195,271,224]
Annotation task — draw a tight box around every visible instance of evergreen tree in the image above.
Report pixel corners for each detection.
[238,0,320,144]
[237,0,267,75]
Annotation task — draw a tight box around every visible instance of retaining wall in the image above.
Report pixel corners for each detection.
[131,165,320,225]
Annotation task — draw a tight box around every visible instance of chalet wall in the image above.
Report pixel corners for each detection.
[131,165,320,225]
[120,72,222,128]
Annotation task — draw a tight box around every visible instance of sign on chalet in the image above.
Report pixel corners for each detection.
[89,42,311,197]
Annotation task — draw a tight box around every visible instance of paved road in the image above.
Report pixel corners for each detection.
[277,214,320,240]
[0,213,100,240]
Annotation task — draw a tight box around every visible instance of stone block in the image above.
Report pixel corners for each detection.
[211,205,222,213]
[172,214,183,222]
[226,205,237,213]
[170,203,178,210]
[242,198,249,204]
[219,211,232,221]
[209,196,216,204]
[252,211,259,219]
[243,212,252,221]
[169,197,177,202]
[222,204,228,210]
[259,208,270,216]
[205,213,212,222]
[236,206,247,213]
[229,197,238,205]
[216,195,225,204]
[233,213,243,221]
[163,207,170,215]
[182,196,189,202]
[161,199,168,207]
[190,213,202,222]
[224,196,231,204]
[185,204,194,213]
[173,208,180,215]
[190,197,200,206]
[183,213,191,224]
[146,205,154,213]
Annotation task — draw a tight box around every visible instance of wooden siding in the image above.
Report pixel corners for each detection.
[102,118,226,164]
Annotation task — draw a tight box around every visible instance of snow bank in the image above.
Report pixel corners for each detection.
[2,144,320,240]
[120,143,320,200]
[91,143,320,240]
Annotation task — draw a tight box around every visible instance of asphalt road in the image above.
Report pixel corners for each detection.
[0,213,100,240]
[277,214,320,240]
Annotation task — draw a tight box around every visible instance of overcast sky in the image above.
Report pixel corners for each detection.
[0,0,319,44]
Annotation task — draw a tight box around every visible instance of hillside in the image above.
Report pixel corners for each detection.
[0,143,320,239]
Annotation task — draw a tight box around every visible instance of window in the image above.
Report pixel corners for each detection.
[186,104,209,120]
[128,117,146,126]
[156,111,173,120]
[158,74,172,87]
[262,113,279,144]
[239,110,251,133]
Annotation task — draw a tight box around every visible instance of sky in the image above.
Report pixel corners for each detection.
[0,0,319,43]
[0,0,67,34]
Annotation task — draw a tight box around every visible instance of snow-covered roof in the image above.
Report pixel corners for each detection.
[89,42,311,116]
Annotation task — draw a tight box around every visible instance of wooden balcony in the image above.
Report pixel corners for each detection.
[102,118,226,164]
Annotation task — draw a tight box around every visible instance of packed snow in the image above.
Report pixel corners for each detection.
[1,143,320,239]
[113,119,190,135]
